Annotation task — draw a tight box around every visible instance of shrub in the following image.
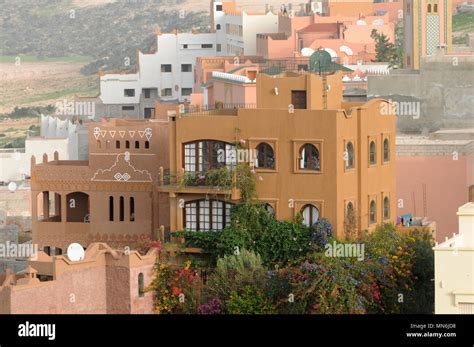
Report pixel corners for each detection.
[205,249,267,303]
[226,286,277,314]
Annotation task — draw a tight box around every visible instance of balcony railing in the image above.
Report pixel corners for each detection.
[179,103,256,116]
[158,167,233,188]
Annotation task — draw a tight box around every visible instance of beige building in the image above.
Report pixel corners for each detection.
[160,64,397,238]
[434,202,474,314]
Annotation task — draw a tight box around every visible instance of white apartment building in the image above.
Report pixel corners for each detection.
[434,202,474,314]
[98,32,217,117]
[211,1,279,56]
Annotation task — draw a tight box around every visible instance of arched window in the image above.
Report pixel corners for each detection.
[119,196,124,222]
[383,197,390,220]
[299,144,320,171]
[138,273,144,297]
[125,140,130,149]
[369,141,376,165]
[145,141,150,149]
[116,140,120,149]
[109,196,114,221]
[184,199,234,231]
[301,204,319,227]
[369,200,376,224]
[433,3,438,13]
[256,143,275,169]
[346,141,354,169]
[427,4,432,12]
[130,197,135,221]
[135,141,140,149]
[97,140,101,149]
[184,140,236,172]
[346,201,354,218]
[264,203,275,217]
[383,138,390,162]
[216,24,221,30]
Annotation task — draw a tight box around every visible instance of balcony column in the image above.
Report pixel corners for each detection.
[43,191,49,220]
[61,193,67,223]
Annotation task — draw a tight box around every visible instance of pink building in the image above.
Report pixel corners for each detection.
[0,243,158,314]
[396,130,474,242]
[257,12,395,63]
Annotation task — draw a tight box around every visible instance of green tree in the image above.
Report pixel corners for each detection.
[371,29,397,64]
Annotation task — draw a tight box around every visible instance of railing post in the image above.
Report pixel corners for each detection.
[159,166,164,185]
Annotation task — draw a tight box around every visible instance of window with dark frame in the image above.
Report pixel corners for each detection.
[370,200,376,224]
[181,64,192,72]
[181,88,193,96]
[184,200,233,231]
[299,143,320,171]
[130,197,135,222]
[184,140,236,172]
[346,141,354,169]
[383,197,390,220]
[124,89,135,97]
[161,64,172,72]
[291,90,307,109]
[143,88,151,99]
[301,204,319,227]
[109,196,114,221]
[369,141,376,165]
[256,143,275,169]
[383,138,390,162]
[201,44,213,49]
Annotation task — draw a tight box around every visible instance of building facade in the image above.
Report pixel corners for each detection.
[30,118,170,254]
[0,243,157,314]
[434,202,474,314]
[404,0,452,69]
[159,68,397,238]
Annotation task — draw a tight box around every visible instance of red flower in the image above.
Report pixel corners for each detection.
[172,286,181,296]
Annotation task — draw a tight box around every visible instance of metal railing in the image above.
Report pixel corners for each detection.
[179,103,257,116]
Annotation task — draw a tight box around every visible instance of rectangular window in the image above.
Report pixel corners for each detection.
[217,44,221,52]
[185,202,197,231]
[124,89,135,97]
[181,64,192,72]
[122,106,135,111]
[161,64,172,72]
[182,88,192,96]
[143,88,151,98]
[183,44,188,49]
[201,44,213,49]
[216,4,222,11]
[144,108,155,119]
[291,91,307,109]
[161,88,172,97]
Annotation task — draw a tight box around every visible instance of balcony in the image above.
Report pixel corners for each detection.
[157,167,241,200]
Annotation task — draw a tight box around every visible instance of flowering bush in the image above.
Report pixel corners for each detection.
[309,218,334,251]
[149,260,200,314]
[197,298,223,315]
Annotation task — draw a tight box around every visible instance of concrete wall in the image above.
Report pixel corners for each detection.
[368,52,474,132]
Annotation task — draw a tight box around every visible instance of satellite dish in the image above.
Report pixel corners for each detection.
[67,243,85,262]
[301,47,315,57]
[373,19,385,26]
[339,45,353,56]
[356,20,367,26]
[8,182,17,193]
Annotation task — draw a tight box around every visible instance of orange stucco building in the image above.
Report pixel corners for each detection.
[159,68,397,238]
[30,117,170,254]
